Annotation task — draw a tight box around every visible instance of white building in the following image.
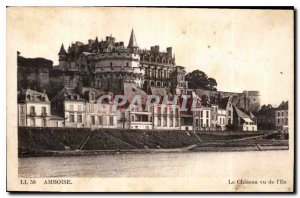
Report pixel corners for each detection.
[18,89,51,127]
[275,101,288,134]
[217,108,226,131]
[233,106,257,132]
[52,87,87,128]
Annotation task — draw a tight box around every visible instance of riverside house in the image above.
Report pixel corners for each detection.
[18,89,51,127]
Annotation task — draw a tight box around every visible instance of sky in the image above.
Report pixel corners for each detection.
[7,7,294,106]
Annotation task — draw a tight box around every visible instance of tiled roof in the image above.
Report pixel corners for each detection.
[277,101,288,110]
[18,89,50,103]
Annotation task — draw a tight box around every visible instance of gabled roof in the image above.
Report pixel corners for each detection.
[128,29,138,48]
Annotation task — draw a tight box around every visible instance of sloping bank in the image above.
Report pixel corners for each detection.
[18,127,288,157]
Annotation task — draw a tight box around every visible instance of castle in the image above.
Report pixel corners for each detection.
[17,29,261,113]
[55,29,186,94]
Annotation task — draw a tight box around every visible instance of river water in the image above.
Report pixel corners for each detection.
[19,151,290,178]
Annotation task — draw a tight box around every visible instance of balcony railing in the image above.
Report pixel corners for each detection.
[41,112,48,117]
[29,112,36,117]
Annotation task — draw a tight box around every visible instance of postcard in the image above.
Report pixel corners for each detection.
[7,7,294,192]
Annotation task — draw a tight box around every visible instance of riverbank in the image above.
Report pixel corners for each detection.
[18,127,287,157]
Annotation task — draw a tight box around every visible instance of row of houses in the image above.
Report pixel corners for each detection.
[18,83,258,132]
[256,101,289,134]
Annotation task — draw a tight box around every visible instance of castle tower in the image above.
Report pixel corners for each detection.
[58,43,68,70]
[127,29,139,53]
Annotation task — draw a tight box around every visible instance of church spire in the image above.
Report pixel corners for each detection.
[127,28,138,48]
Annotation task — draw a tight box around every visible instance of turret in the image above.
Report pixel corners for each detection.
[127,28,139,53]
[58,43,68,70]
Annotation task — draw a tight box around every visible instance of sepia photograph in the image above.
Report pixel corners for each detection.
[6,6,294,192]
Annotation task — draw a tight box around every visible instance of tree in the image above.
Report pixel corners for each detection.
[185,70,218,90]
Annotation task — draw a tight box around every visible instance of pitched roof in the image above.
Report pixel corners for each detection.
[218,97,229,109]
[52,87,85,101]
[123,82,147,102]
[18,89,50,103]
[234,106,250,118]
[277,101,288,110]
[128,29,138,48]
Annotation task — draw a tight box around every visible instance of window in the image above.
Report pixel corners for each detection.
[195,118,199,126]
[206,119,209,127]
[20,119,25,126]
[42,107,46,113]
[206,111,209,118]
[158,107,161,114]
[150,116,153,122]
[228,118,231,124]
[228,111,231,116]
[158,118,161,126]
[131,115,135,122]
[69,105,74,111]
[20,106,24,113]
[278,112,280,116]
[126,62,129,67]
[164,117,167,127]
[30,106,35,113]
[78,115,82,123]
[91,116,95,125]
[109,116,114,126]
[278,119,280,124]
[200,111,203,118]
[98,116,102,125]
[246,127,248,131]
[78,105,82,111]
[282,112,284,116]
[42,119,47,127]
[30,118,35,126]
[69,115,74,123]
[170,118,173,127]
[176,118,179,127]
[110,62,113,69]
